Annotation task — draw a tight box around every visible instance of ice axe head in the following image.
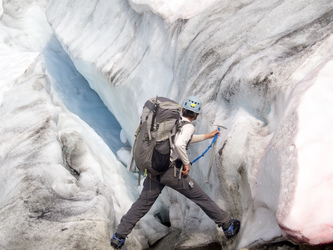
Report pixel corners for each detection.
[212,124,227,131]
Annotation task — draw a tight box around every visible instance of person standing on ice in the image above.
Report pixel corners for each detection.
[111,96,240,249]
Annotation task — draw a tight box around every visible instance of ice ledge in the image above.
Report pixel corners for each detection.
[128,0,219,23]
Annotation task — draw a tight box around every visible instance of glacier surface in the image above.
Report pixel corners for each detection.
[0,0,333,249]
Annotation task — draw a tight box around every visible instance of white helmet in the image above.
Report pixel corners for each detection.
[183,96,202,114]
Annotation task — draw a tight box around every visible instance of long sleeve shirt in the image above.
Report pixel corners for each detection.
[170,117,205,165]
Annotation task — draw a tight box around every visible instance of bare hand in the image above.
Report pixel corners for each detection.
[205,129,220,139]
[182,164,190,176]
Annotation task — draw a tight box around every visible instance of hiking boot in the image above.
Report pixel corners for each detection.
[222,219,240,239]
[110,233,125,249]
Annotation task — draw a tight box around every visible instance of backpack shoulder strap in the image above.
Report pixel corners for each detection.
[178,119,190,127]
[179,120,192,149]
[177,119,191,133]
[169,119,192,150]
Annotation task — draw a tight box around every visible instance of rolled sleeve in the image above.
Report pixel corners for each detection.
[191,134,205,143]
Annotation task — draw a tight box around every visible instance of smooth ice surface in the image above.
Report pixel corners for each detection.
[1,0,333,249]
[288,60,333,243]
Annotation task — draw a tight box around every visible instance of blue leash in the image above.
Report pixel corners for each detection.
[190,127,220,165]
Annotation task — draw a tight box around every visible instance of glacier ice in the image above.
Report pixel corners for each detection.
[1,0,333,249]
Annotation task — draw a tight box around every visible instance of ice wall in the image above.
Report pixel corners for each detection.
[46,0,333,248]
[0,0,331,249]
[0,1,170,249]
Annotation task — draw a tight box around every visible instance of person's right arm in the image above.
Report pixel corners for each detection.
[174,124,194,166]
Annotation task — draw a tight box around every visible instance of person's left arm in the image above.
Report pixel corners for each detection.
[190,129,220,143]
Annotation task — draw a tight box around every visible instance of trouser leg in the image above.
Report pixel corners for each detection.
[116,176,165,238]
[159,168,230,226]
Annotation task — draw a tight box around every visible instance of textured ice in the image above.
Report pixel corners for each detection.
[1,0,333,249]
[0,1,161,249]
[128,0,218,23]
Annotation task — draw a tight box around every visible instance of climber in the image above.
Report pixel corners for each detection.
[111,96,240,249]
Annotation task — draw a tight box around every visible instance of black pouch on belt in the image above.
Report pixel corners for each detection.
[175,159,183,169]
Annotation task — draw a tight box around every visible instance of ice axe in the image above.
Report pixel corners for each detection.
[206,125,227,183]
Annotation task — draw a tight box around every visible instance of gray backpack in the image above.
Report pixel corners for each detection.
[131,96,183,178]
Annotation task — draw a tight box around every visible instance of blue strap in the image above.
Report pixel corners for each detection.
[190,128,220,165]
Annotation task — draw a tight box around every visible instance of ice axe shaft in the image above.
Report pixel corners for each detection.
[206,137,217,183]
[206,125,227,183]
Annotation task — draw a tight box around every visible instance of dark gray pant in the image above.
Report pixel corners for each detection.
[116,167,231,238]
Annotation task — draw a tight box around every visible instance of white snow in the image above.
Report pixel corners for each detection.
[1,0,333,249]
